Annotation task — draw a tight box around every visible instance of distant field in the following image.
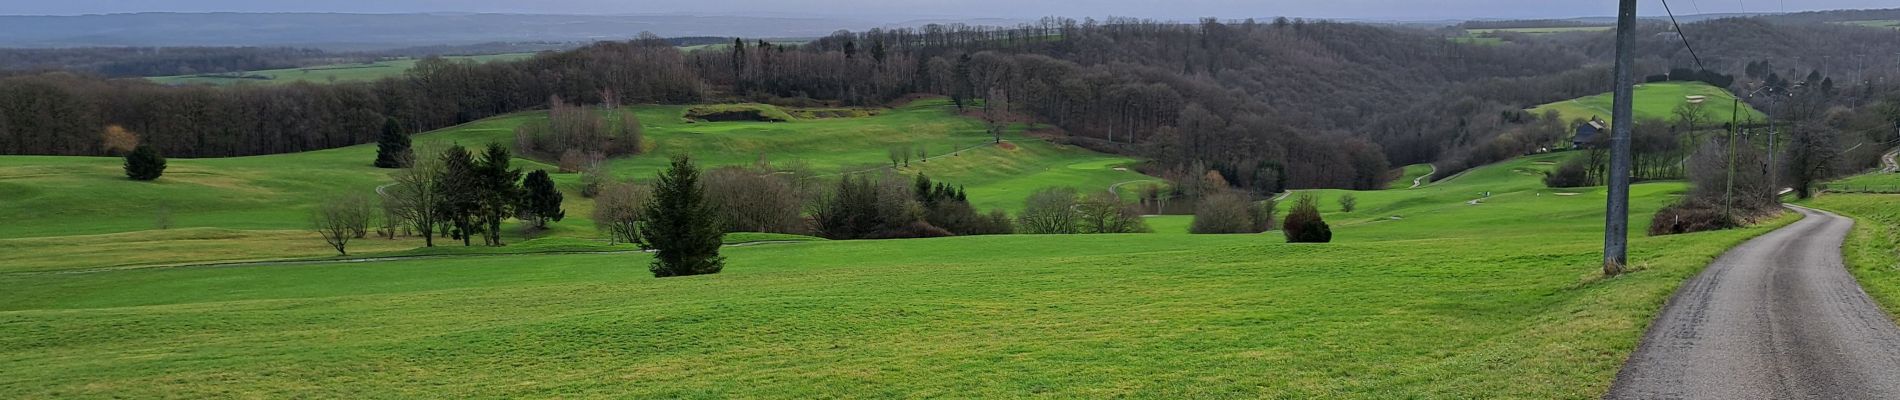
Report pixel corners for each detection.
[0,99,1145,260]
[1835,20,1900,30]
[1467,26,1612,35]
[1529,81,1767,125]
[146,53,535,85]
[0,149,1798,398]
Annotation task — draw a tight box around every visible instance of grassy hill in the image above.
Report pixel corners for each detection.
[1529,81,1767,125]
[146,53,534,85]
[0,99,1148,269]
[0,149,1800,397]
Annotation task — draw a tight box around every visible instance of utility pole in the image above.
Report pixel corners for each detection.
[1603,0,1638,276]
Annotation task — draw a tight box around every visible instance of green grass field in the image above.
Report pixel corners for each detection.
[1467,26,1613,35]
[1825,170,1900,193]
[1529,81,1767,125]
[0,99,1147,267]
[146,53,535,86]
[1835,20,1900,30]
[0,143,1804,397]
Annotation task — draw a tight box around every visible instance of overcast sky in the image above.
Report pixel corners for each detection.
[0,0,1889,21]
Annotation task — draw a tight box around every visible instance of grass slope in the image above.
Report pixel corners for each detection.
[0,99,1146,268]
[1386,163,1434,190]
[147,53,534,86]
[1529,81,1767,125]
[0,151,1796,398]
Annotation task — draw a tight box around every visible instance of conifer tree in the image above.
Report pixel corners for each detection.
[373,118,412,168]
[123,144,166,181]
[638,154,726,277]
[519,169,565,229]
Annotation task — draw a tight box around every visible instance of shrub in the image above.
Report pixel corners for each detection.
[1190,191,1260,234]
[1282,194,1332,243]
[1543,157,1598,188]
[1250,197,1279,232]
[1338,194,1358,213]
[811,172,934,239]
[1077,191,1151,234]
[123,144,166,181]
[592,182,650,244]
[515,96,643,161]
[1648,198,1739,236]
[704,166,806,234]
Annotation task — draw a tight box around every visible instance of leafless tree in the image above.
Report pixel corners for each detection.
[1018,187,1079,234]
[1076,191,1150,233]
[388,144,443,246]
[704,166,807,234]
[313,193,373,255]
[592,182,652,244]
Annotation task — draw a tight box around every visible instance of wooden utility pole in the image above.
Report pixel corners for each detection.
[1603,0,1638,275]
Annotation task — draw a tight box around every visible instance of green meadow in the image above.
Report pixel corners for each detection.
[0,140,1808,397]
[1467,26,1613,35]
[0,99,1145,266]
[1530,81,1767,125]
[146,53,535,86]
[1836,20,1900,30]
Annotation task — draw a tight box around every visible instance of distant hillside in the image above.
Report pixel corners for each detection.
[0,13,882,50]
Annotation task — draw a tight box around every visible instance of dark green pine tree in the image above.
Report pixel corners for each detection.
[373,118,412,168]
[638,154,726,277]
[519,169,565,229]
[435,145,482,246]
[123,144,167,181]
[476,143,522,246]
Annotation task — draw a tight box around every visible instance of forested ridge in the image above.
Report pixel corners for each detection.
[3,15,1898,191]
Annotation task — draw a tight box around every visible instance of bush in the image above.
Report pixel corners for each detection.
[811,172,935,239]
[1648,198,1739,236]
[1190,191,1261,234]
[1338,194,1358,213]
[1282,194,1332,243]
[704,166,806,234]
[123,144,166,181]
[1077,191,1151,234]
[592,182,650,244]
[515,97,643,161]
[1543,157,1598,188]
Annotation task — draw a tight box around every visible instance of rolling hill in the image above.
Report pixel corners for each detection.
[0,150,1797,398]
[147,53,536,86]
[1529,81,1767,125]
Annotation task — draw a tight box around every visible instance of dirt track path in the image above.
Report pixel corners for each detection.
[1607,205,1900,399]
[1409,164,1436,189]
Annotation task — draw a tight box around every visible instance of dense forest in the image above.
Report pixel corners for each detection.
[3,15,1899,192]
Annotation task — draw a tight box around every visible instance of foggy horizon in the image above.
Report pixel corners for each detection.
[2,0,1891,22]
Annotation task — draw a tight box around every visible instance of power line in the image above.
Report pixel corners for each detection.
[1659,0,1708,71]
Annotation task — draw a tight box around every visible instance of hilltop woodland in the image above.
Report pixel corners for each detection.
[2,15,1899,196]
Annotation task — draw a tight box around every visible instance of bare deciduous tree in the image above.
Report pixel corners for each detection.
[593,182,652,244]
[314,193,373,255]
[1018,187,1079,234]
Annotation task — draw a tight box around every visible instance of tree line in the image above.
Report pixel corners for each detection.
[0,37,699,158]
